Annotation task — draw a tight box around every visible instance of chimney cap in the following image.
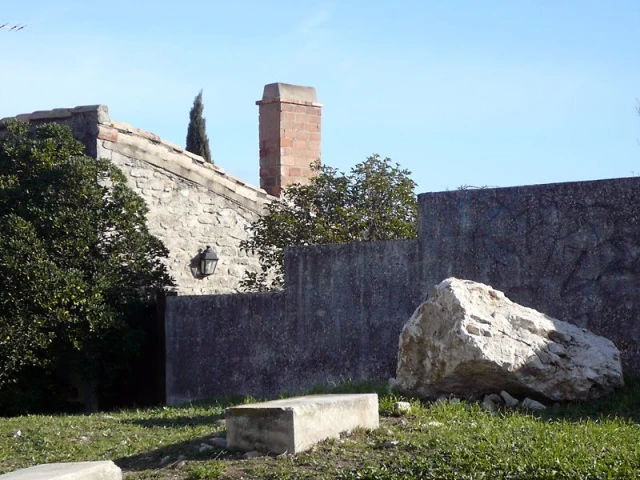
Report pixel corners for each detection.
[259,83,321,106]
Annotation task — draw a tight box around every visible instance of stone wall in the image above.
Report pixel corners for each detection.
[1,106,275,294]
[417,177,640,372]
[283,240,421,385]
[165,240,419,402]
[165,292,285,405]
[166,176,640,403]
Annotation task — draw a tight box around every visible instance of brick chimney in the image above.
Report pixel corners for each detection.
[257,83,322,197]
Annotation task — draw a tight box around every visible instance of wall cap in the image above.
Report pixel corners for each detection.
[256,83,323,107]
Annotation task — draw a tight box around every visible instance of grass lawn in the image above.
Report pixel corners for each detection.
[1,381,640,479]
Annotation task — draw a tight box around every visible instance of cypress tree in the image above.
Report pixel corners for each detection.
[186,90,213,164]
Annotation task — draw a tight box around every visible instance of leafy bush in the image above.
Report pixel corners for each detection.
[0,121,174,413]
[240,155,417,291]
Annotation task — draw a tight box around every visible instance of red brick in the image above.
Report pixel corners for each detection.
[281,111,296,122]
[280,120,296,130]
[280,156,296,166]
[261,176,276,187]
[258,93,323,197]
[294,157,315,167]
[260,166,276,177]
[260,156,280,167]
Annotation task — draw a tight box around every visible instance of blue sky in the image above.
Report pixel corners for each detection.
[1,1,639,193]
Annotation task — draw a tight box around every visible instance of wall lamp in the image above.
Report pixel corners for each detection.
[199,245,219,276]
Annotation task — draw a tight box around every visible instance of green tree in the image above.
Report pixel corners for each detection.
[240,154,417,291]
[0,121,174,412]
[186,90,212,164]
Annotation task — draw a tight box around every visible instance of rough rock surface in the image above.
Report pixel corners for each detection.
[394,278,624,402]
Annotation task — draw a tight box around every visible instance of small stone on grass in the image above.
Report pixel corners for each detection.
[199,443,214,452]
[243,450,263,459]
[392,401,411,416]
[500,390,519,407]
[522,398,546,410]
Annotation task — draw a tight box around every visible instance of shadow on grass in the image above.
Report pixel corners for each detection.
[114,394,258,472]
[113,433,242,472]
[121,393,261,429]
[125,413,224,429]
[530,377,640,423]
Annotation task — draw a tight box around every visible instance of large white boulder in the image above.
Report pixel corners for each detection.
[394,278,623,401]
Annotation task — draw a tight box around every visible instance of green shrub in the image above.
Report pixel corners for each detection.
[0,121,174,414]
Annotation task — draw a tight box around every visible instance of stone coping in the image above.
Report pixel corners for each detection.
[226,394,379,454]
[256,82,323,108]
[256,98,323,107]
[227,393,375,411]
[0,105,109,124]
[0,461,122,480]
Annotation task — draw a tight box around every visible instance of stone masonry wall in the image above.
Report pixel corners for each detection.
[1,105,274,295]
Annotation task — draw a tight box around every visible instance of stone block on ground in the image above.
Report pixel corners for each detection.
[394,278,623,402]
[226,394,379,454]
[0,461,121,480]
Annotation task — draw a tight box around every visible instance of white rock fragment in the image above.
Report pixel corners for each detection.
[481,396,498,414]
[392,401,412,416]
[199,443,214,452]
[521,398,546,411]
[395,278,624,402]
[209,437,227,448]
[500,391,519,408]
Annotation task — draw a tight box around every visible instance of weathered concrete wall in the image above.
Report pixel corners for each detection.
[165,292,285,404]
[1,106,274,294]
[284,240,421,386]
[417,177,640,371]
[166,176,640,403]
[165,240,419,403]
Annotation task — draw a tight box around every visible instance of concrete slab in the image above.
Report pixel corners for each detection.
[0,461,121,480]
[226,393,379,454]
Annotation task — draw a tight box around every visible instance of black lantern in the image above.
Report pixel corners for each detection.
[199,245,219,276]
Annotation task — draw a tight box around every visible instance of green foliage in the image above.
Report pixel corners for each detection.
[0,121,174,413]
[240,154,417,291]
[185,90,212,164]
